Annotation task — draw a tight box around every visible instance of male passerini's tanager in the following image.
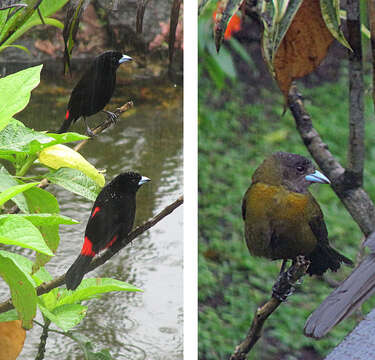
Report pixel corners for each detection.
[65,172,150,290]
[57,51,132,135]
[242,152,353,276]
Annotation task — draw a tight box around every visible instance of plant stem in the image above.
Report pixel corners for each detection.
[35,318,51,360]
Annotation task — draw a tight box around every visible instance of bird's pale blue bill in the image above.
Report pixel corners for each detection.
[119,54,132,64]
[139,176,151,185]
[305,170,330,184]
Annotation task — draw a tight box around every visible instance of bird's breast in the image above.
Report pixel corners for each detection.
[244,182,316,259]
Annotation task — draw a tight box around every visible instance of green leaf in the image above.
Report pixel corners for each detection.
[0,216,54,256]
[0,120,55,155]
[39,303,87,331]
[261,0,304,74]
[0,44,30,54]
[0,250,34,276]
[46,167,102,201]
[23,187,61,271]
[39,144,105,187]
[0,0,69,50]
[57,278,142,306]
[0,213,79,226]
[46,132,89,143]
[0,65,42,131]
[320,0,351,50]
[0,253,36,328]
[0,309,19,322]
[0,166,29,212]
[0,182,39,206]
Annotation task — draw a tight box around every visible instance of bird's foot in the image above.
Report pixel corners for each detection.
[102,110,118,124]
[272,271,295,302]
[86,127,95,137]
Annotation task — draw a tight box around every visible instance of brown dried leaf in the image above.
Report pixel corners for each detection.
[0,320,26,360]
[273,0,334,96]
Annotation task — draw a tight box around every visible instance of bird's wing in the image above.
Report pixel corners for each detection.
[307,195,329,246]
[84,199,128,253]
[241,188,250,220]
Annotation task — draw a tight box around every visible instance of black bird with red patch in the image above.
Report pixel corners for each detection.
[57,50,132,135]
[65,172,150,290]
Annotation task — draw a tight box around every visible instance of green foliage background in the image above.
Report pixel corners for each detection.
[198,41,375,359]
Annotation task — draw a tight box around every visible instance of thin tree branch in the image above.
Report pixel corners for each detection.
[230,257,309,360]
[7,101,134,214]
[369,0,375,111]
[346,0,365,185]
[288,84,375,236]
[0,196,183,313]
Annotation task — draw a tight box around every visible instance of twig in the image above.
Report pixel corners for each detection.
[7,101,134,214]
[73,101,133,152]
[288,84,375,236]
[230,257,309,360]
[0,196,183,313]
[346,0,364,186]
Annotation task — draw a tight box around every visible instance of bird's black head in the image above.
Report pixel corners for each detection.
[110,171,151,194]
[253,152,330,193]
[95,51,133,71]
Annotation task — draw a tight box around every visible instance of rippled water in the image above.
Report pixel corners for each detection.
[0,65,183,359]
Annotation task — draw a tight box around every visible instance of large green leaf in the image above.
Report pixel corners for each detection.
[0,166,29,212]
[39,303,87,331]
[57,278,142,306]
[0,65,42,131]
[0,213,78,226]
[23,187,61,272]
[0,252,36,328]
[0,121,55,155]
[46,167,102,201]
[0,216,54,256]
[0,182,39,206]
[320,0,351,50]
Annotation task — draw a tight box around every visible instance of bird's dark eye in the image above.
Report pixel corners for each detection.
[296,166,304,172]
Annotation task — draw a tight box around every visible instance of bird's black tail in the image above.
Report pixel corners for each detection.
[307,244,353,276]
[57,119,72,133]
[65,254,93,290]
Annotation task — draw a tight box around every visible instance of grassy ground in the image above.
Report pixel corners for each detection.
[198,61,375,359]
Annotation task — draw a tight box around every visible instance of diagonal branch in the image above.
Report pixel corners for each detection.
[288,84,375,237]
[230,257,309,360]
[0,195,183,313]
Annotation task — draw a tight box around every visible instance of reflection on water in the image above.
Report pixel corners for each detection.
[0,67,183,359]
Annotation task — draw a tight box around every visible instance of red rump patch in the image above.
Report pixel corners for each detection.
[65,110,70,120]
[91,206,101,218]
[105,235,118,249]
[81,236,96,257]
